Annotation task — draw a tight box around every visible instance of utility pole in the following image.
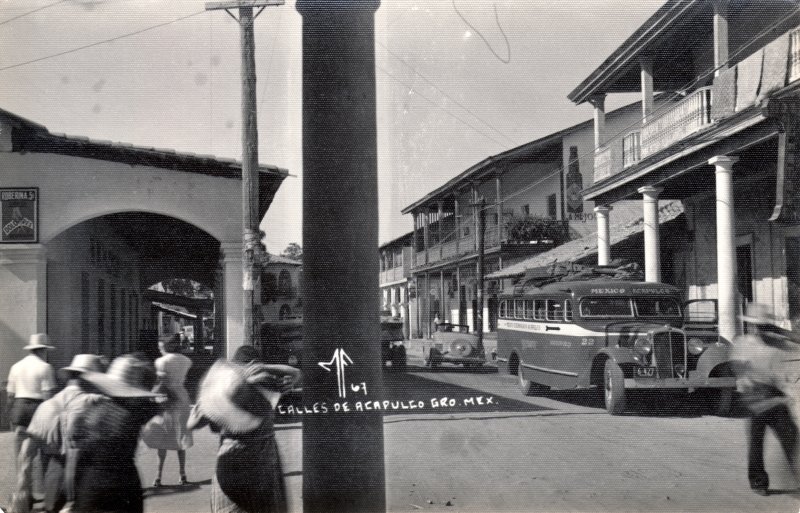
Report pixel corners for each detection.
[205,0,283,350]
[475,197,486,352]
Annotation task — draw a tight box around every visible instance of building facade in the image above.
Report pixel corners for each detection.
[402,99,655,337]
[0,108,287,389]
[379,232,413,338]
[569,0,800,343]
[261,254,303,322]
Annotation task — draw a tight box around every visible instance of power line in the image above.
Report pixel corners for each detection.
[0,10,206,72]
[0,0,67,27]
[377,40,518,147]
[378,65,509,150]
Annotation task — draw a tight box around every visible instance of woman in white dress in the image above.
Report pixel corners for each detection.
[142,334,194,486]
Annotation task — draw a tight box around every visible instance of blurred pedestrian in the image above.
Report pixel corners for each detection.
[11,354,105,513]
[7,333,56,465]
[733,303,800,495]
[142,335,194,487]
[69,354,162,513]
[188,345,300,513]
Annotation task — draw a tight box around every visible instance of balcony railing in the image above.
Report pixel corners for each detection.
[641,87,712,159]
[411,227,504,269]
[379,266,406,285]
[622,131,641,168]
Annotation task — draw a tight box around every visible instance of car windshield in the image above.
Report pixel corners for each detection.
[579,297,681,318]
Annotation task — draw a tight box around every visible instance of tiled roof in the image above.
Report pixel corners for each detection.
[488,200,684,279]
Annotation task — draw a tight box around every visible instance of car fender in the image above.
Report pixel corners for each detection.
[579,348,637,388]
[695,343,733,378]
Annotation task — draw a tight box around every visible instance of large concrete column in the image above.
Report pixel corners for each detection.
[710,155,739,343]
[219,242,244,358]
[0,244,48,389]
[639,186,663,282]
[297,2,384,512]
[594,205,612,265]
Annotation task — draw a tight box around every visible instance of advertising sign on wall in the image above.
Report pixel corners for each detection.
[0,188,38,243]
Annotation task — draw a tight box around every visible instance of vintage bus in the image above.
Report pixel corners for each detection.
[495,270,736,415]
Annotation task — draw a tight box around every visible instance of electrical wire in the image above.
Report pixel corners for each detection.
[378,40,519,147]
[0,10,206,72]
[378,65,509,150]
[0,0,67,27]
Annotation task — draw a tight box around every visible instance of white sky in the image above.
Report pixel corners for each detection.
[0,0,663,252]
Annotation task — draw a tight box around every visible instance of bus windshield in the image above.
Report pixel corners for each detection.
[579,297,681,318]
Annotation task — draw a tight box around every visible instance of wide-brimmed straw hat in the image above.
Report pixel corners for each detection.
[59,354,104,378]
[81,354,161,398]
[195,359,271,434]
[740,303,784,328]
[24,333,55,351]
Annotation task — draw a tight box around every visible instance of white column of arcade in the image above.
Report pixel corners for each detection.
[219,242,244,358]
[710,155,739,343]
[0,244,47,387]
[594,205,612,266]
[638,186,663,282]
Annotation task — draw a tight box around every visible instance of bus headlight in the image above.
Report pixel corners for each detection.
[688,338,705,355]
[633,337,652,356]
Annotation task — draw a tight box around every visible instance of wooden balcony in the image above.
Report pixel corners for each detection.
[379,266,406,285]
[640,86,712,158]
[411,226,502,270]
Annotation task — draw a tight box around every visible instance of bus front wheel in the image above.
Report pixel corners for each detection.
[604,360,626,415]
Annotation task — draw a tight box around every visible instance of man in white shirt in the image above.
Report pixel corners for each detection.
[7,333,56,467]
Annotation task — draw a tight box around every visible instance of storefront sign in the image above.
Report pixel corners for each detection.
[0,188,38,243]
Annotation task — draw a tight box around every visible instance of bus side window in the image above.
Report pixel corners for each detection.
[499,300,507,318]
[534,300,546,321]
[514,300,524,319]
[547,300,564,322]
[524,300,534,320]
[565,300,573,322]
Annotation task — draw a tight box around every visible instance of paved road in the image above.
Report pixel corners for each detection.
[1,346,799,512]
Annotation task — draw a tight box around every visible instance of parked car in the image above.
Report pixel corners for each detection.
[425,322,485,370]
[260,317,303,368]
[381,315,407,372]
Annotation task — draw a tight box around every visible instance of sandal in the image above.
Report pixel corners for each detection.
[179,475,188,486]
[153,478,162,488]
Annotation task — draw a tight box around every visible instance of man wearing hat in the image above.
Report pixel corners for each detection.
[733,304,800,495]
[6,333,56,468]
[12,354,104,513]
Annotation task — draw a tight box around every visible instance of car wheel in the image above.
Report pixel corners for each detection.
[604,359,626,415]
[705,388,734,416]
[426,350,440,370]
[393,346,407,373]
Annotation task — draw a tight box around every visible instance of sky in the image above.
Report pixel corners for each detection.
[0,0,663,253]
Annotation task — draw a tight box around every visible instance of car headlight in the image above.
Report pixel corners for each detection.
[687,338,705,355]
[633,337,652,356]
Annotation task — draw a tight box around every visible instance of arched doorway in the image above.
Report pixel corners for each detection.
[44,212,223,370]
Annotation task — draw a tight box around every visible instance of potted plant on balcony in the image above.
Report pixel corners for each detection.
[504,214,569,245]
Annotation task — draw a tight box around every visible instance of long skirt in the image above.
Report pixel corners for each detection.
[141,399,193,451]
[211,434,286,513]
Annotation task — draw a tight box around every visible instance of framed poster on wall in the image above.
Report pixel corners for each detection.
[0,188,38,243]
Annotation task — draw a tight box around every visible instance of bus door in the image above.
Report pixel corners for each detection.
[537,298,580,385]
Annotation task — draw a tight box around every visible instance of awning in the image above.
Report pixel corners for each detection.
[487,200,684,280]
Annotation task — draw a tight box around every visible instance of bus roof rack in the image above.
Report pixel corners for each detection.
[514,260,643,293]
